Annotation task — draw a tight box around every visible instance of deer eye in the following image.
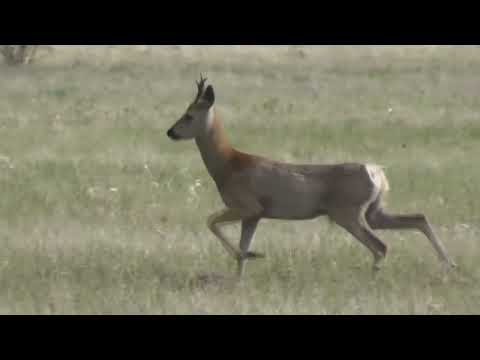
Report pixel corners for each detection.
[184,114,193,122]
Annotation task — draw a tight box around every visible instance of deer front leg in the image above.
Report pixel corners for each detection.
[207,208,263,278]
[237,217,262,277]
[207,208,262,256]
[207,209,244,260]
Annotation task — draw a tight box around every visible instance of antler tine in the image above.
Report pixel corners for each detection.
[194,74,208,103]
[198,73,208,83]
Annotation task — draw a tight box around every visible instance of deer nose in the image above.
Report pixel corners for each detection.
[167,128,179,140]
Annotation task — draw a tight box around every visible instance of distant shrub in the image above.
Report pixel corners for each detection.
[0,45,39,65]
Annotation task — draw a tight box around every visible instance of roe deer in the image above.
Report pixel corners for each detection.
[167,76,456,278]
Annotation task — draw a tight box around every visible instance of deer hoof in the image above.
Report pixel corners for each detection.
[245,251,266,260]
[445,260,457,270]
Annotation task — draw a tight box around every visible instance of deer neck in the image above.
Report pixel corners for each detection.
[195,108,234,186]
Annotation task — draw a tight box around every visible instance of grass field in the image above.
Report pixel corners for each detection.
[1,45,479,314]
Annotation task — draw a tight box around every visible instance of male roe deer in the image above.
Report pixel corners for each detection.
[167,76,457,278]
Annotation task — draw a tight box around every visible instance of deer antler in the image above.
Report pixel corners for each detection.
[194,74,208,103]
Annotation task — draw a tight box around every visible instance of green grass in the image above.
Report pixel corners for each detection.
[0,45,479,314]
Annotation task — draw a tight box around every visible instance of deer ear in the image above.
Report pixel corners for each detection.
[203,85,215,106]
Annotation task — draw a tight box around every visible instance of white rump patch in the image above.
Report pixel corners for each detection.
[365,164,390,194]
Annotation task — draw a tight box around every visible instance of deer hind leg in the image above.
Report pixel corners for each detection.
[329,206,388,272]
[366,200,456,268]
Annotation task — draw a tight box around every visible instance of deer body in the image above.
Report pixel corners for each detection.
[197,110,385,221]
[167,76,456,278]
